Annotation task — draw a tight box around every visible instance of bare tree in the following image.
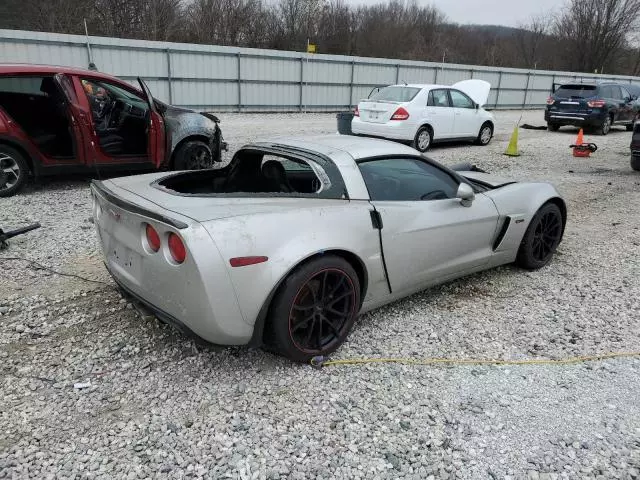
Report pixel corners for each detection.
[514,14,549,67]
[6,0,93,34]
[139,0,185,42]
[186,0,272,47]
[278,0,324,50]
[552,0,640,73]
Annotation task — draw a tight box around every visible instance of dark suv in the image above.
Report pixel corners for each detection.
[545,82,639,135]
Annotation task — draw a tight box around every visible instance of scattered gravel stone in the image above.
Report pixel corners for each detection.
[1,111,639,479]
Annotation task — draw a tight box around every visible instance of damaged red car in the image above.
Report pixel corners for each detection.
[0,64,226,197]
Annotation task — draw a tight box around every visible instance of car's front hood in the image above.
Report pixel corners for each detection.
[459,171,516,188]
[452,79,491,107]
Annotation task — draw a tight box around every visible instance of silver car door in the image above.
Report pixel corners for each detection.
[359,157,499,294]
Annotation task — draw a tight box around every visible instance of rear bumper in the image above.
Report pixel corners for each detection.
[92,182,254,346]
[351,117,415,140]
[545,110,606,126]
[108,263,201,339]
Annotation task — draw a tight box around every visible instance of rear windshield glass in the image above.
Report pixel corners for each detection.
[554,85,597,98]
[369,86,421,102]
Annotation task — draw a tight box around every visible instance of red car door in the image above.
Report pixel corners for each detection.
[53,73,86,165]
[137,77,166,168]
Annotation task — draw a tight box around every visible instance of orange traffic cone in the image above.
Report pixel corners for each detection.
[571,129,597,157]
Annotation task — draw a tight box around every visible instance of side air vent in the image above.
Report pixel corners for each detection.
[493,216,511,251]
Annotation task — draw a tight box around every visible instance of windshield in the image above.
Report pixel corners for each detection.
[369,86,421,102]
[554,85,597,98]
[100,82,145,103]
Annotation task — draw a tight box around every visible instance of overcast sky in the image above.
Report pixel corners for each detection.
[344,0,568,27]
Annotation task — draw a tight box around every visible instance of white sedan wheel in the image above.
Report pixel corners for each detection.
[415,128,432,152]
[480,125,492,145]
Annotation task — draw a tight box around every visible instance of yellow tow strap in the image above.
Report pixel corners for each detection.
[310,351,640,368]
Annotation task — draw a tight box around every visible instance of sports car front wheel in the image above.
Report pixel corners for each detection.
[266,255,361,362]
[516,203,563,270]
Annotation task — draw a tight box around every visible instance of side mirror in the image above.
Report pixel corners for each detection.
[456,183,475,207]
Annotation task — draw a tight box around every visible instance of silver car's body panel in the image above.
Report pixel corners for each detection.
[91,135,566,347]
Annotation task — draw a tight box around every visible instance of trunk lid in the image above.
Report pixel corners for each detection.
[357,85,422,123]
[357,100,402,123]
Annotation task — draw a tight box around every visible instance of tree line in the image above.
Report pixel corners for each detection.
[2,0,640,76]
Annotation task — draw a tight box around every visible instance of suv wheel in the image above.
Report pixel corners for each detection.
[631,156,640,171]
[0,145,28,197]
[598,115,612,135]
[547,122,560,132]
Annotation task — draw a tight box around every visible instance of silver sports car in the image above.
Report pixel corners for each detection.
[91,135,566,362]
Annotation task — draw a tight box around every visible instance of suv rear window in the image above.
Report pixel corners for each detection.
[554,85,597,98]
[369,86,421,102]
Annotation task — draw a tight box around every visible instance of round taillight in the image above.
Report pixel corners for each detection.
[168,233,186,264]
[145,224,161,252]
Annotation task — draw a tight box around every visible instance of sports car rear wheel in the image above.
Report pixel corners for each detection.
[516,203,563,270]
[266,255,360,362]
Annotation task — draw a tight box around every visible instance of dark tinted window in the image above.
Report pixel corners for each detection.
[621,86,631,100]
[611,85,623,100]
[555,84,597,98]
[369,86,421,102]
[427,89,450,107]
[0,76,47,96]
[358,158,459,201]
[450,89,475,108]
[626,84,640,97]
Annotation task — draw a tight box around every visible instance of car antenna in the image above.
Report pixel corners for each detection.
[84,19,98,71]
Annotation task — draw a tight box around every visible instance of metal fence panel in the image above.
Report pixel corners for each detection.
[397,66,436,84]
[170,51,238,80]
[1,29,639,112]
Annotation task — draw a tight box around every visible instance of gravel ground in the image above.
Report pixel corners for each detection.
[1,110,640,479]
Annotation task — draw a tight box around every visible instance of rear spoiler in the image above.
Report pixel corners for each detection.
[90,180,189,230]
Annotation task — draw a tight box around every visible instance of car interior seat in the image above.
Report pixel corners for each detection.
[32,77,69,152]
[262,160,294,193]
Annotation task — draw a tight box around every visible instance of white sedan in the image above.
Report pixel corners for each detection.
[351,80,495,152]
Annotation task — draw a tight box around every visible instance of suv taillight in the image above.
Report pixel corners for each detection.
[588,100,606,108]
[546,97,555,105]
[168,233,186,264]
[354,106,359,117]
[391,107,410,120]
